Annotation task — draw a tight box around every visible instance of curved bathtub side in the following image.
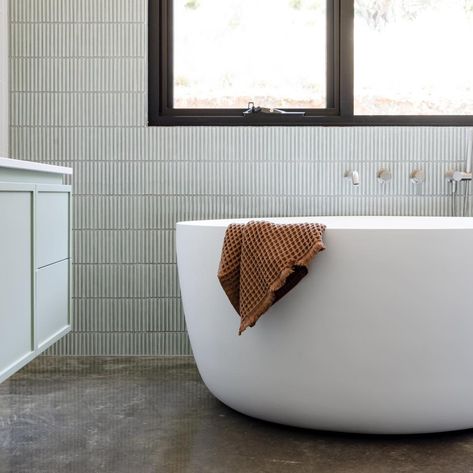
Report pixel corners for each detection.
[176,222,473,434]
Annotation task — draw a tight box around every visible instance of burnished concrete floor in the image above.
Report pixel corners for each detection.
[1,358,473,473]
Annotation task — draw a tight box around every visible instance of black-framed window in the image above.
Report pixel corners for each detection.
[149,0,473,126]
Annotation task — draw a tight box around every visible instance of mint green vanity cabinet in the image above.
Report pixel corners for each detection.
[37,259,70,349]
[37,188,70,268]
[0,158,72,383]
[0,185,35,380]
[35,185,71,352]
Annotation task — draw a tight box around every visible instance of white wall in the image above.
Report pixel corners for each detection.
[0,0,8,157]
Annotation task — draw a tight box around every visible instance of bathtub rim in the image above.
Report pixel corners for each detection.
[177,215,473,230]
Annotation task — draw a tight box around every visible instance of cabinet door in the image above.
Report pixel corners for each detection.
[36,259,70,349]
[0,190,33,380]
[36,191,69,268]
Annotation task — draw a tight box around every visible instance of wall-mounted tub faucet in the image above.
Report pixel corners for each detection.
[344,170,360,186]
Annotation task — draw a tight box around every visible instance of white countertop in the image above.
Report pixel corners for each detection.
[0,157,73,175]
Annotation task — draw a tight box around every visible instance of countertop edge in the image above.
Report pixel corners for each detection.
[0,157,73,175]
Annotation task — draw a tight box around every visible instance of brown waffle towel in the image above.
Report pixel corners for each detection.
[217,221,326,334]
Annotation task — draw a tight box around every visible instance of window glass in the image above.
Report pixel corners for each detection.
[173,0,327,109]
[354,0,473,115]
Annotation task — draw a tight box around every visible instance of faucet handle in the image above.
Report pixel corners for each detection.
[377,168,392,184]
[410,169,425,185]
[446,170,472,182]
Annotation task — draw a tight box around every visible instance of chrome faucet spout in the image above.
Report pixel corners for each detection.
[344,170,360,186]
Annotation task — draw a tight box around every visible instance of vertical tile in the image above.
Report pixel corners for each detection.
[9,0,473,355]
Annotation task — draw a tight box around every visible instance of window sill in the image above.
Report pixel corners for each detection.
[148,115,473,127]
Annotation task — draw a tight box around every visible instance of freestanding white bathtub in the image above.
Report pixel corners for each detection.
[176,216,473,434]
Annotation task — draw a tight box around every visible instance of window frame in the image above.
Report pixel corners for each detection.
[148,0,473,126]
